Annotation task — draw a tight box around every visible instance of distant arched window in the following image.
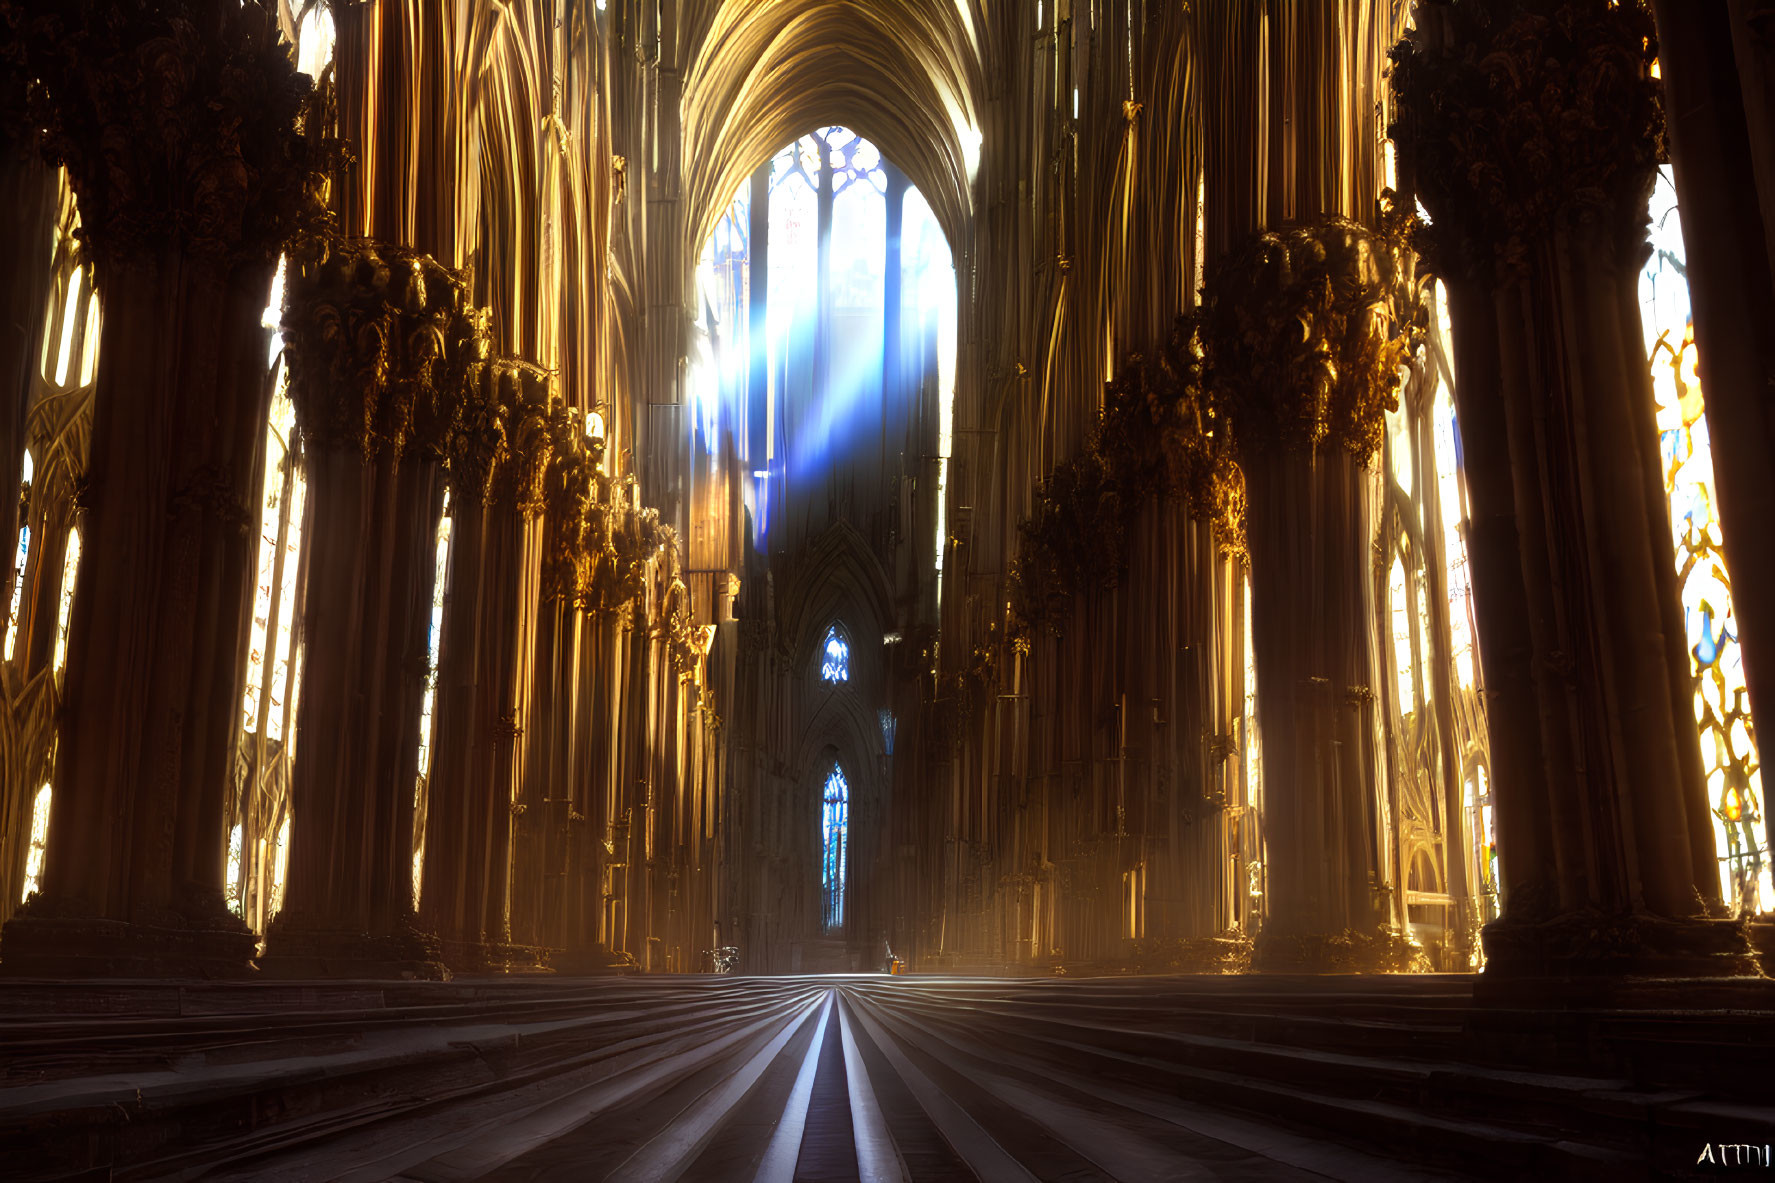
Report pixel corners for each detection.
[820,624,849,683]
[822,765,848,932]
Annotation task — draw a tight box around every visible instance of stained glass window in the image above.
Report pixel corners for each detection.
[21,784,50,902]
[268,817,291,920]
[1378,276,1495,964]
[694,128,955,550]
[4,509,28,663]
[231,252,311,938]
[822,764,848,932]
[51,527,79,678]
[242,264,306,745]
[413,499,452,906]
[821,624,849,682]
[225,824,243,916]
[1640,166,1768,914]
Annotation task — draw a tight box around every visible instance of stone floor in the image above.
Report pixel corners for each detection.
[2,973,1771,1180]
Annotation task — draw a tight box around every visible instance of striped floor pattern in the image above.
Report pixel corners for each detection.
[199,976,1468,1182]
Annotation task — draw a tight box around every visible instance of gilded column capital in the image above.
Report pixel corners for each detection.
[407,278,489,464]
[1008,315,1246,636]
[4,0,327,271]
[491,360,558,517]
[1391,0,1663,280]
[663,578,702,680]
[578,498,667,618]
[283,235,479,460]
[450,360,509,502]
[542,412,597,604]
[1200,215,1423,462]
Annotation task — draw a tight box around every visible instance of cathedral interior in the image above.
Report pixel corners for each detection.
[1,0,1772,1179]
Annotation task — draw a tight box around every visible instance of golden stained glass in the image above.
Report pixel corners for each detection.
[1641,167,1767,914]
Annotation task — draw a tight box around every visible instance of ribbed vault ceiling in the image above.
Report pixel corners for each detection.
[683,0,983,259]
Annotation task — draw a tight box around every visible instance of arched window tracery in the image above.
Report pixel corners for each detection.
[692,126,956,561]
[1640,165,1767,914]
[230,261,310,931]
[822,763,848,933]
[2,175,101,918]
[1379,279,1495,966]
[821,624,849,683]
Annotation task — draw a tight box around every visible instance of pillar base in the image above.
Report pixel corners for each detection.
[549,944,640,976]
[1478,910,1762,982]
[437,938,557,975]
[1130,933,1254,974]
[259,912,449,981]
[0,898,257,978]
[1251,926,1431,974]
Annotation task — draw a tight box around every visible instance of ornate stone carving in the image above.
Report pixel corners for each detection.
[1009,316,1245,635]
[491,361,557,515]
[451,358,509,500]
[542,410,597,604]
[663,577,701,679]
[4,0,327,270]
[1391,0,1663,279]
[1199,214,1424,463]
[283,236,486,459]
[413,281,490,463]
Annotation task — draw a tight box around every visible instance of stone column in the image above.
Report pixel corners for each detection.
[511,412,594,953]
[554,493,638,973]
[1201,219,1424,973]
[480,365,557,968]
[1394,0,1758,978]
[263,236,480,979]
[0,0,321,977]
[418,362,507,969]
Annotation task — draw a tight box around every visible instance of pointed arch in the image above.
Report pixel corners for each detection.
[780,520,896,678]
[682,0,984,269]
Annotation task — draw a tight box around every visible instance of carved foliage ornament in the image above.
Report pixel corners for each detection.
[3,0,328,270]
[1009,316,1245,636]
[492,362,558,516]
[451,356,510,500]
[541,410,597,604]
[663,577,702,680]
[1390,0,1663,280]
[1199,214,1425,462]
[282,235,488,459]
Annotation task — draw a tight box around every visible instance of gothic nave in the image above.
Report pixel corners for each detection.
[0,1,1771,1180]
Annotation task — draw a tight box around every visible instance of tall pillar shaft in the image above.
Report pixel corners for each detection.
[0,0,320,976]
[1201,219,1423,972]
[512,412,595,952]
[264,236,482,979]
[475,363,556,967]
[419,367,505,966]
[1395,0,1758,977]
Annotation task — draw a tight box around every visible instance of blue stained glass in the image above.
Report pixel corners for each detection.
[822,765,848,933]
[821,625,849,682]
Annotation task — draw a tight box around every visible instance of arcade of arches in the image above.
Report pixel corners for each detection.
[0,0,1773,1178]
